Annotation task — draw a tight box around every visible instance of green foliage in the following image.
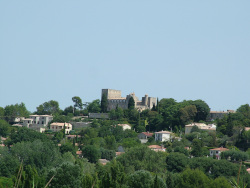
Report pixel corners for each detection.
[82,145,101,163]
[117,145,167,174]
[174,146,189,156]
[211,177,232,188]
[0,119,10,137]
[47,162,82,188]
[179,105,197,124]
[7,127,50,145]
[4,103,30,122]
[191,138,203,157]
[222,150,248,161]
[237,104,250,119]
[128,97,135,110]
[166,152,188,173]
[72,96,83,110]
[36,100,60,115]
[87,99,101,113]
[100,148,116,161]
[101,93,108,113]
[177,168,210,188]
[0,177,14,187]
[10,140,62,171]
[190,100,210,122]
[126,170,153,188]
[0,147,20,177]
[60,142,77,156]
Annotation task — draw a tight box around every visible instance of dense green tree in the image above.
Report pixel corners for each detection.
[166,152,188,173]
[126,170,153,188]
[10,140,62,171]
[211,177,232,188]
[60,142,77,156]
[110,160,125,187]
[128,97,135,109]
[7,127,50,146]
[237,104,250,119]
[117,145,167,174]
[179,105,197,124]
[177,168,210,188]
[0,107,5,120]
[47,162,82,188]
[100,148,116,161]
[0,147,20,177]
[190,100,210,122]
[82,145,101,163]
[174,146,189,156]
[63,105,74,115]
[0,120,10,137]
[36,100,60,115]
[4,103,29,122]
[72,96,83,110]
[0,177,14,187]
[87,99,101,113]
[104,135,117,150]
[191,138,203,157]
[101,93,108,113]
[222,150,248,161]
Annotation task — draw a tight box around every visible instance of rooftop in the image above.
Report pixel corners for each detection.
[210,147,229,151]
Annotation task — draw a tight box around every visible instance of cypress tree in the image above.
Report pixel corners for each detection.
[101,93,108,113]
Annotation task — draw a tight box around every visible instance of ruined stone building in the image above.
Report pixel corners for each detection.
[102,89,157,111]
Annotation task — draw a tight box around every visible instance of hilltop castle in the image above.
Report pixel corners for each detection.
[102,89,157,111]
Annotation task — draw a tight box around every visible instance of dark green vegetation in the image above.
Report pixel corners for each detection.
[1,98,250,187]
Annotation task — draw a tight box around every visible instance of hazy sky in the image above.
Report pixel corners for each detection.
[1,1,250,112]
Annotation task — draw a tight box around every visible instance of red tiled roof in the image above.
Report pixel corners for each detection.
[155,131,172,134]
[116,152,125,156]
[148,145,164,149]
[141,132,153,137]
[76,151,82,155]
[210,147,229,151]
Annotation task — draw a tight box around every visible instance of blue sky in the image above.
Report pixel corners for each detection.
[1,1,250,112]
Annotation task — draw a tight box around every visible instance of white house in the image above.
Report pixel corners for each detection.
[155,131,172,142]
[117,124,131,131]
[185,123,216,134]
[22,115,53,128]
[209,147,229,159]
[50,122,72,134]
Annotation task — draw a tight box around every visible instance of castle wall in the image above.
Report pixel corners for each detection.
[102,89,123,99]
[102,89,156,112]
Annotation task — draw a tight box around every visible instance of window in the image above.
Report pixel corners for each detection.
[42,121,44,124]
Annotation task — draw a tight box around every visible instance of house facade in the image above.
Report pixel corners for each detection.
[185,123,216,134]
[155,131,172,142]
[209,147,229,159]
[50,122,72,134]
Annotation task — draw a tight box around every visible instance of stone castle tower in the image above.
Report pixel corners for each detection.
[101,89,156,111]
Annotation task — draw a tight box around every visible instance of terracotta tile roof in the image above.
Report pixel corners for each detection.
[245,127,250,131]
[76,151,82,155]
[155,131,172,134]
[141,132,153,137]
[210,147,229,151]
[116,152,125,156]
[50,122,72,127]
[148,145,163,149]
